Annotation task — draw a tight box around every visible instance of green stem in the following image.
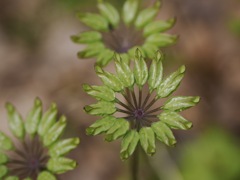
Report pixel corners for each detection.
[131,145,139,180]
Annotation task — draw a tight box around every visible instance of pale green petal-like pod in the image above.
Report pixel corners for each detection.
[86,116,116,135]
[5,176,19,180]
[43,116,67,147]
[143,18,176,37]
[96,49,114,67]
[115,54,134,88]
[0,152,8,164]
[77,13,109,31]
[152,121,176,146]
[148,51,163,92]
[142,43,158,58]
[49,138,80,157]
[162,96,200,112]
[157,65,186,98]
[38,103,57,137]
[5,103,25,139]
[135,0,161,29]
[120,130,139,160]
[139,127,156,156]
[158,111,192,130]
[0,132,13,150]
[127,46,144,59]
[97,0,120,28]
[71,31,102,44]
[25,97,42,136]
[123,0,139,25]
[133,49,148,88]
[47,157,77,174]
[78,42,105,59]
[95,65,124,92]
[146,34,178,47]
[105,118,130,142]
[37,171,56,180]
[83,84,115,102]
[0,165,8,179]
[84,101,116,116]
[23,178,31,180]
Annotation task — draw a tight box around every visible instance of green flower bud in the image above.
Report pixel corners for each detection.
[133,49,148,88]
[122,0,139,25]
[95,65,124,92]
[5,103,25,139]
[83,84,115,102]
[43,116,67,147]
[77,13,109,31]
[47,157,77,174]
[157,65,186,98]
[25,97,42,136]
[84,101,116,116]
[105,118,129,142]
[0,165,8,179]
[143,18,176,37]
[148,51,163,92]
[96,49,114,67]
[152,121,176,146]
[97,0,120,27]
[115,54,134,88]
[86,116,116,135]
[37,171,56,180]
[120,130,139,160]
[139,127,156,156]
[146,34,178,47]
[71,31,102,44]
[135,0,161,28]
[162,96,201,112]
[0,152,8,164]
[158,111,192,130]
[142,43,158,58]
[38,103,57,137]
[0,132,13,150]
[77,42,105,59]
[49,138,80,157]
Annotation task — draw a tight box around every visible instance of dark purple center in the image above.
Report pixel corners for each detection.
[134,109,144,119]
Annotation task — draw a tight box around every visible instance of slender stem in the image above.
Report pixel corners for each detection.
[116,98,134,111]
[144,98,158,112]
[122,91,135,110]
[144,115,158,119]
[131,91,138,109]
[142,93,151,109]
[120,115,134,120]
[145,107,161,114]
[131,145,139,180]
[138,89,142,109]
[116,108,132,115]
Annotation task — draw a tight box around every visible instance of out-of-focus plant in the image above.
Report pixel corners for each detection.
[83,49,199,160]
[229,18,240,37]
[72,0,177,66]
[0,98,80,180]
[180,127,240,180]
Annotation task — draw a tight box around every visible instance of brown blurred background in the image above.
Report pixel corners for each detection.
[0,0,240,179]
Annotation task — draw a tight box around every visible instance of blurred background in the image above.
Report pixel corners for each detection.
[0,0,240,179]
